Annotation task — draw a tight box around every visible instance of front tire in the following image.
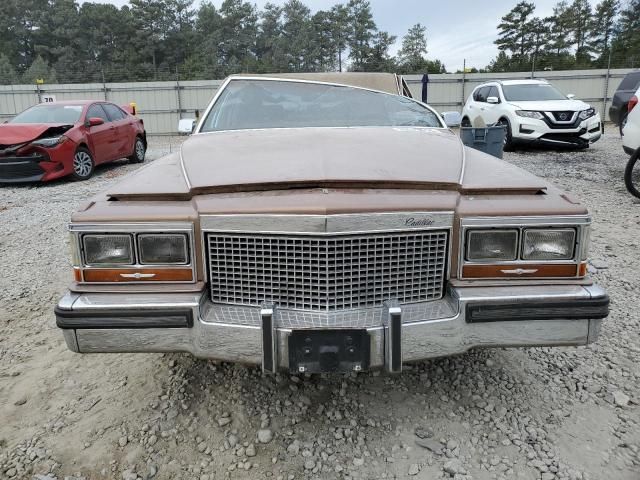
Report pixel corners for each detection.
[498,118,514,151]
[72,147,95,181]
[624,148,640,199]
[129,136,146,163]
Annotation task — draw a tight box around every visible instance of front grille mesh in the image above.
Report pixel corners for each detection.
[206,231,448,311]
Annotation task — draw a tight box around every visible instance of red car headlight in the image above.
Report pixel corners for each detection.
[30,135,68,148]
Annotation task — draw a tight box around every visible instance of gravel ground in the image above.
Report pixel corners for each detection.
[0,129,638,480]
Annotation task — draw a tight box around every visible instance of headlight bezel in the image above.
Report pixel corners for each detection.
[578,108,596,120]
[31,135,67,147]
[460,216,591,279]
[515,110,544,120]
[82,233,134,266]
[69,223,196,283]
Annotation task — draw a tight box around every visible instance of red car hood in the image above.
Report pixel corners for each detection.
[0,123,74,146]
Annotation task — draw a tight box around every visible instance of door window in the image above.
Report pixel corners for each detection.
[86,104,110,123]
[487,86,500,102]
[103,104,127,121]
[473,86,490,102]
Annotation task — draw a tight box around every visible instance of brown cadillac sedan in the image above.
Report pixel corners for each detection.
[55,73,609,374]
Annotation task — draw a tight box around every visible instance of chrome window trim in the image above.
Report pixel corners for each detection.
[68,222,196,284]
[193,76,446,137]
[466,228,519,262]
[458,215,591,279]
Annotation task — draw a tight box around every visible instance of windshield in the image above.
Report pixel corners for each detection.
[10,104,83,124]
[200,79,442,132]
[502,84,568,102]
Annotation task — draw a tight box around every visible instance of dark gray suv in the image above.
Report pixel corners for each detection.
[610,70,640,135]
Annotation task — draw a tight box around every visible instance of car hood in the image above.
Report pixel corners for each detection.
[507,99,590,111]
[106,127,549,200]
[0,123,74,147]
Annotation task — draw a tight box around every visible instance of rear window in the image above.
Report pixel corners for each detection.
[619,72,640,91]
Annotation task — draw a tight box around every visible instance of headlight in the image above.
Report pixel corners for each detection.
[515,110,544,120]
[31,135,67,147]
[138,234,188,264]
[467,230,518,261]
[578,108,595,120]
[522,229,575,260]
[83,234,133,265]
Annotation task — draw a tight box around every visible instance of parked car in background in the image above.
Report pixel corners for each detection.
[461,80,601,150]
[609,70,640,136]
[0,101,146,183]
[622,85,640,155]
[55,74,608,375]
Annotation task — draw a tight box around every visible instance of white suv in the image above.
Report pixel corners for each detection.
[622,86,639,155]
[461,80,602,149]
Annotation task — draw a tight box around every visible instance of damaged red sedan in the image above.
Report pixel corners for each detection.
[0,101,146,183]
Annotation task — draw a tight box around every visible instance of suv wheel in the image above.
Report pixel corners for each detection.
[498,118,514,151]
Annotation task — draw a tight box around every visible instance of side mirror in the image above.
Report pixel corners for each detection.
[178,118,196,135]
[567,94,576,99]
[86,117,104,127]
[441,111,462,127]
[487,96,500,104]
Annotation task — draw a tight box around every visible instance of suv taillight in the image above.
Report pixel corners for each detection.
[630,95,638,113]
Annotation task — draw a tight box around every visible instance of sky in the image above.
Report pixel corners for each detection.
[92,0,600,72]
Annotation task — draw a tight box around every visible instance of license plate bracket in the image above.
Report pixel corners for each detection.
[288,329,370,374]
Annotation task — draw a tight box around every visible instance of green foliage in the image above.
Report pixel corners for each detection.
[0,0,451,83]
[0,54,18,85]
[489,0,639,72]
[22,55,57,84]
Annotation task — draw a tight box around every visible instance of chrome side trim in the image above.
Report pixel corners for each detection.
[201,211,454,234]
[193,76,446,134]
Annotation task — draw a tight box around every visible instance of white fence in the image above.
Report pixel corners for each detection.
[0,69,634,135]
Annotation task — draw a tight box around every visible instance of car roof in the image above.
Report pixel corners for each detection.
[227,72,402,95]
[35,100,111,106]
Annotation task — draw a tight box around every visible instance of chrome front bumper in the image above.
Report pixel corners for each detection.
[56,284,609,372]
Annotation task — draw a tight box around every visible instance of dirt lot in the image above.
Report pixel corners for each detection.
[0,129,638,480]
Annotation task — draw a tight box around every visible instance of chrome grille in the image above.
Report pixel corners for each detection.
[206,231,448,311]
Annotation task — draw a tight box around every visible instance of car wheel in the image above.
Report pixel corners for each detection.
[461,117,471,127]
[129,136,146,163]
[72,147,95,180]
[624,148,640,199]
[498,118,514,151]
[620,111,628,137]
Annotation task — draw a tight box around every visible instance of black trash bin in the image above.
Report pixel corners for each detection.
[460,126,506,159]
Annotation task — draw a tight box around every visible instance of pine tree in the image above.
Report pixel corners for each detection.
[22,55,57,84]
[329,4,350,72]
[0,54,18,85]
[495,1,536,60]
[397,24,428,73]
[588,0,619,65]
[347,0,376,71]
